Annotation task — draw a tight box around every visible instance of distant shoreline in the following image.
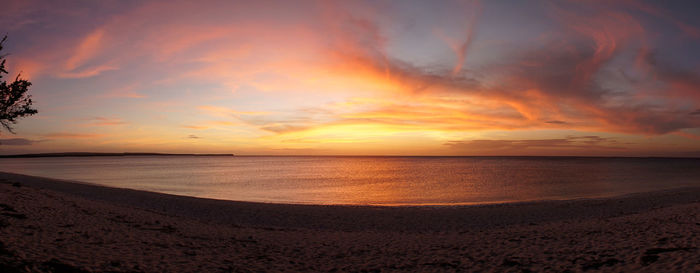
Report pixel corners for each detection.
[0,152,234,158]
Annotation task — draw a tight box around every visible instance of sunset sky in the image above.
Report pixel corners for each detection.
[1,0,699,156]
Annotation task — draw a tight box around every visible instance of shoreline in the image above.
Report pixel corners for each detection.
[1,171,699,232]
[1,171,699,271]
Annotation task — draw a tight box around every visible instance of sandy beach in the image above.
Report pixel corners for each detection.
[0,171,698,272]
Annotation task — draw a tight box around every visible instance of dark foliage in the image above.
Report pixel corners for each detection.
[0,35,37,134]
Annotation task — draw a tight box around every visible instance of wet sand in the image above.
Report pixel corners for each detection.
[0,171,698,272]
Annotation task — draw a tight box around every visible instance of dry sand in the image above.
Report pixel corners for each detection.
[0,171,698,272]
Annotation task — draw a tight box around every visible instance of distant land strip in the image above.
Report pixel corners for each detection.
[0,152,234,158]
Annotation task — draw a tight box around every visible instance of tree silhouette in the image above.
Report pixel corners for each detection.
[0,35,37,134]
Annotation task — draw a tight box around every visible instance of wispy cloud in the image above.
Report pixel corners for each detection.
[182,125,208,130]
[198,106,270,118]
[102,84,147,99]
[310,1,700,136]
[3,0,700,155]
[43,133,105,139]
[445,136,626,155]
[0,138,40,145]
[260,124,311,134]
[64,29,106,68]
[437,0,481,76]
[82,117,128,127]
[58,65,118,79]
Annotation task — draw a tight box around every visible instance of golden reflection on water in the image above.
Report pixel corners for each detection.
[1,157,699,205]
[311,158,414,205]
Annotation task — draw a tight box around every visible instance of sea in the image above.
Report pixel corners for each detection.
[1,156,699,206]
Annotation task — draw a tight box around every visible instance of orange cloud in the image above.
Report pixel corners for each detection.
[57,28,120,78]
[304,1,700,136]
[83,117,128,127]
[444,136,627,156]
[182,125,208,130]
[198,106,270,118]
[65,29,105,70]
[43,133,106,139]
[97,84,148,99]
[5,0,699,156]
[675,131,700,140]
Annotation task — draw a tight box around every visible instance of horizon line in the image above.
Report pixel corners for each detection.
[0,152,699,159]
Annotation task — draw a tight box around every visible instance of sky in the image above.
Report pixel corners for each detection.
[1,0,699,156]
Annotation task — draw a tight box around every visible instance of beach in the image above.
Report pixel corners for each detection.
[0,171,698,272]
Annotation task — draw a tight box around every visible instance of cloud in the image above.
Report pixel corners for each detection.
[0,138,39,145]
[643,52,700,100]
[54,28,120,78]
[674,131,700,140]
[83,117,128,127]
[325,21,482,95]
[448,0,480,76]
[64,29,105,70]
[172,1,700,140]
[187,134,201,139]
[5,0,700,156]
[43,133,105,139]
[198,106,270,118]
[317,1,700,135]
[260,124,310,134]
[182,125,208,130]
[545,120,568,125]
[444,136,625,155]
[181,121,241,131]
[101,84,148,99]
[107,92,147,99]
[58,64,118,79]
[623,0,700,39]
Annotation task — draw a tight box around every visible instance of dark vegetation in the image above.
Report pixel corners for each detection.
[0,35,37,135]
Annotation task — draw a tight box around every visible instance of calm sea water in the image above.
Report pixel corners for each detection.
[1,156,699,205]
